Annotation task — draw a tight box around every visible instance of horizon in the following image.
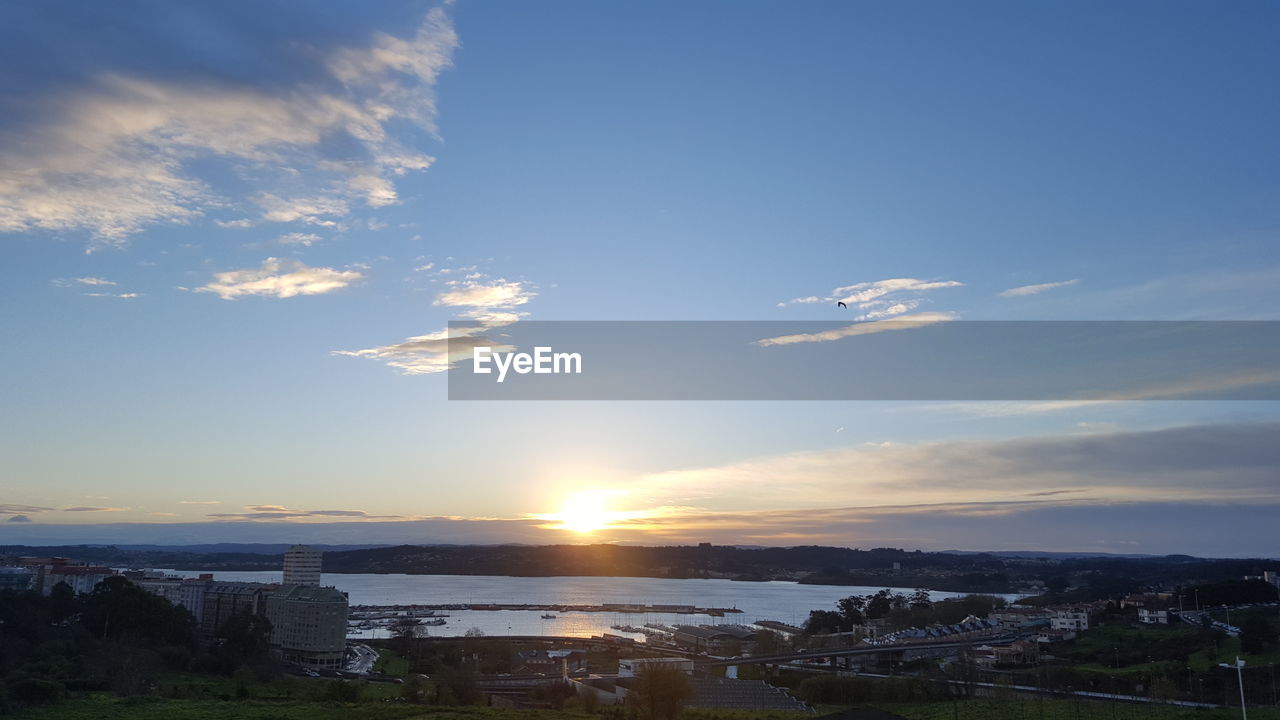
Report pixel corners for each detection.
[3,1,1279,556]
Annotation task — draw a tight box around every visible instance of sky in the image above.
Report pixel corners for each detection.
[1,0,1278,555]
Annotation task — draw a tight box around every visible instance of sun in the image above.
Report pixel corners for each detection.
[538,489,629,534]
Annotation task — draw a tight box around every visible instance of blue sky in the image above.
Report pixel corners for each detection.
[1,0,1278,554]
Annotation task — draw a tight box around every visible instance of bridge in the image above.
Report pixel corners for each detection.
[697,635,1020,667]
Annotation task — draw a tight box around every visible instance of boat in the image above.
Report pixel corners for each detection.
[541,613,557,619]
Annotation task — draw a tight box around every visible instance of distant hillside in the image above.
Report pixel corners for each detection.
[3,543,1274,597]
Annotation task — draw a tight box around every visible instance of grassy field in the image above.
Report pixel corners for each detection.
[879,699,1280,720]
[9,695,597,720]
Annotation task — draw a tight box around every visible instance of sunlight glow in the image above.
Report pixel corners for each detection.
[536,489,636,534]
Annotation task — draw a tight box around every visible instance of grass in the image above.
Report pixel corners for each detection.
[875,699,1280,720]
[9,696,596,720]
[374,648,411,677]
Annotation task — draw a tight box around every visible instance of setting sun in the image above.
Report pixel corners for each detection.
[537,489,631,534]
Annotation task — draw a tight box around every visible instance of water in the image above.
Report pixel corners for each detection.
[157,569,1019,640]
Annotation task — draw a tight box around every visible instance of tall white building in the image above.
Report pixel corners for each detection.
[282,544,322,586]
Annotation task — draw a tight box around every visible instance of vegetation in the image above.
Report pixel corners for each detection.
[804,590,1007,634]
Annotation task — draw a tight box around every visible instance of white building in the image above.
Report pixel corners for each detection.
[1050,608,1090,631]
[1138,608,1170,625]
[283,545,322,587]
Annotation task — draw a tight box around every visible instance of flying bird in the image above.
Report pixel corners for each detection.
[837,301,847,309]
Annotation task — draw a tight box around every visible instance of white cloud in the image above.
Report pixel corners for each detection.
[337,271,534,374]
[52,276,116,287]
[276,232,322,246]
[333,324,513,375]
[1000,278,1080,297]
[779,278,963,319]
[0,8,458,249]
[196,257,364,300]
[84,292,142,299]
[755,312,955,346]
[435,279,536,308]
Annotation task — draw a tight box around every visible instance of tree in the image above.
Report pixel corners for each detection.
[805,609,844,635]
[1240,615,1277,655]
[630,665,693,720]
[217,609,273,669]
[837,595,866,626]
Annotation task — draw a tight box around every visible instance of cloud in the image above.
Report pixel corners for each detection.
[755,312,954,346]
[196,257,363,300]
[208,504,407,521]
[83,292,142,299]
[1,504,53,515]
[62,506,129,512]
[52,277,116,287]
[333,324,512,375]
[6,515,32,523]
[779,278,963,321]
[1000,278,1080,297]
[0,7,458,249]
[275,232,322,246]
[631,422,1280,514]
[178,500,220,505]
[434,279,536,308]
[337,272,534,374]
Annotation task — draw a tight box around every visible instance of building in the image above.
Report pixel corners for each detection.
[283,545,323,587]
[617,657,694,677]
[202,581,277,639]
[1138,608,1170,625]
[1050,608,1090,631]
[41,566,116,595]
[511,649,587,675]
[0,566,33,591]
[990,608,1052,630]
[135,573,211,621]
[672,625,758,654]
[264,584,349,669]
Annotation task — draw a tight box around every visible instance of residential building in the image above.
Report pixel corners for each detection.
[671,625,758,654]
[264,584,349,669]
[202,581,277,639]
[0,566,33,591]
[1138,608,1170,625]
[283,545,323,587]
[1050,608,1090,631]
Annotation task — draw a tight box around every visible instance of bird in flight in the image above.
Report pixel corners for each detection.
[837,301,847,309]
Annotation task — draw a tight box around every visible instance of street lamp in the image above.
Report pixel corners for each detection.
[1220,656,1247,720]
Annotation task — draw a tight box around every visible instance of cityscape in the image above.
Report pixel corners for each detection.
[2,0,1279,718]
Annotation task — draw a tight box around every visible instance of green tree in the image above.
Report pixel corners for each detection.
[630,665,693,720]
[1240,615,1277,654]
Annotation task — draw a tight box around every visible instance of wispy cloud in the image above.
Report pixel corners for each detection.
[0,7,458,249]
[336,271,534,374]
[1,503,54,516]
[196,257,364,300]
[178,500,221,505]
[52,277,116,287]
[755,312,954,346]
[778,278,963,320]
[999,278,1080,297]
[62,506,130,512]
[83,292,142,299]
[332,324,511,375]
[275,232,322,246]
[630,422,1280,514]
[208,504,408,521]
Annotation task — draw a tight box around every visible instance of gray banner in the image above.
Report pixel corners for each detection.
[446,321,1280,401]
